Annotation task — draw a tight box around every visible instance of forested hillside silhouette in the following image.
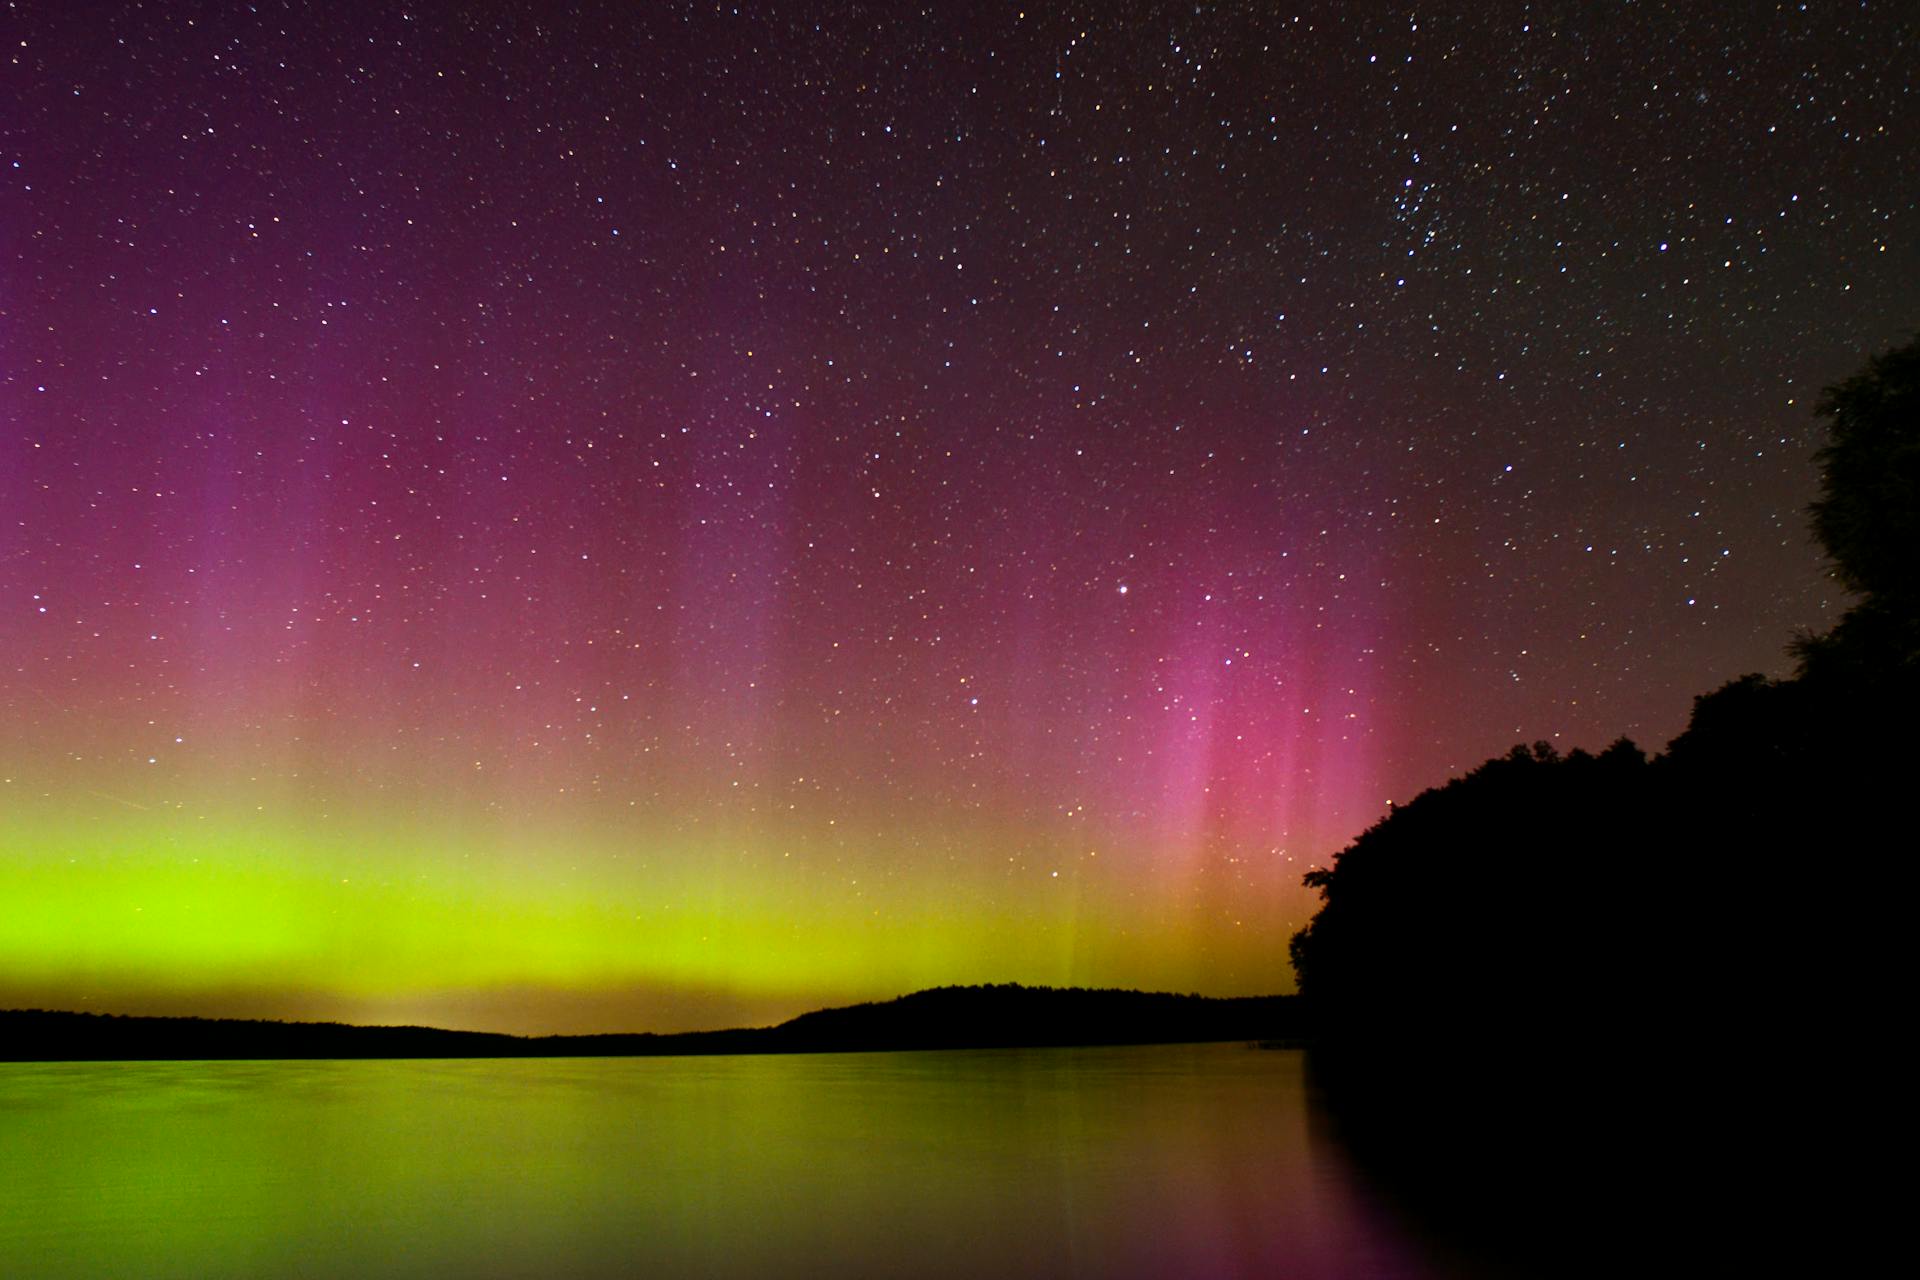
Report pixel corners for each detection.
[1291,333,1917,1271]
[1,985,1300,1062]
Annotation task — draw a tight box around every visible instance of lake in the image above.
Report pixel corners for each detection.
[0,1043,1475,1278]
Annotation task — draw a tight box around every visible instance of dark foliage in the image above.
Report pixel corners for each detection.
[1292,333,1918,1047]
[1797,333,1920,677]
[1289,738,1651,1039]
[1288,336,1919,1271]
[1808,334,1920,609]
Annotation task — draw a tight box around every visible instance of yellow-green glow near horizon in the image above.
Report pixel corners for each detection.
[0,780,1304,1033]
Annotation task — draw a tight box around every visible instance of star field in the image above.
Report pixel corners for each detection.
[2,1,1914,1032]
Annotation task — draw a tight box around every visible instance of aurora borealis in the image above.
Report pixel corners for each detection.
[3,3,1914,1033]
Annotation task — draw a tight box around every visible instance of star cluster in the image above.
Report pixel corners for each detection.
[2,2,1913,1031]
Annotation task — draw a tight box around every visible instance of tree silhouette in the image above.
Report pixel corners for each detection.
[1288,739,1651,1044]
[1293,334,1920,1046]
[1808,333,1920,608]
[1796,333,1920,677]
[1290,335,1920,1268]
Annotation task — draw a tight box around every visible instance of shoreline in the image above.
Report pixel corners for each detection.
[2,986,1305,1063]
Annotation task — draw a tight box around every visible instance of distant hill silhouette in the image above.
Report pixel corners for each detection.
[1,985,1302,1063]
[770,984,1301,1052]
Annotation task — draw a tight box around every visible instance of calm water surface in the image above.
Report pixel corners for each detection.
[0,1044,1468,1278]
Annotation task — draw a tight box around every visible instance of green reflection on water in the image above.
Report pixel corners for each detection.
[0,1044,1444,1279]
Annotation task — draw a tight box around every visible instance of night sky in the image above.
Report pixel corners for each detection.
[4,2,1913,1033]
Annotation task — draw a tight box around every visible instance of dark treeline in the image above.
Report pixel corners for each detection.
[1,985,1303,1063]
[1289,334,1917,1271]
